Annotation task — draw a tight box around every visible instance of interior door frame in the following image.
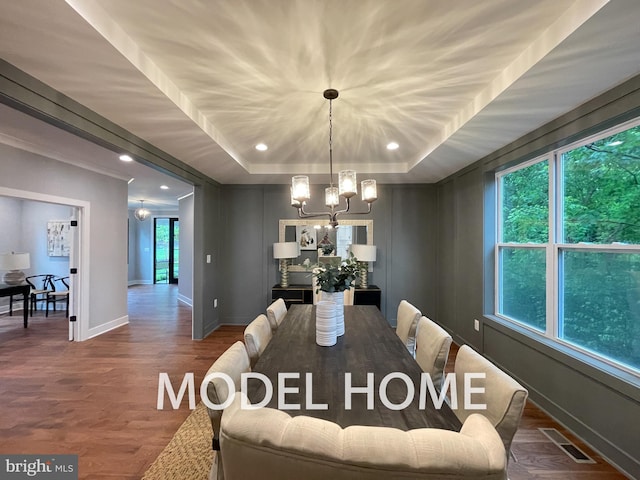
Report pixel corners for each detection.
[0,186,89,341]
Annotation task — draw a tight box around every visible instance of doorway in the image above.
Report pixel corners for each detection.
[0,186,88,341]
[154,217,179,284]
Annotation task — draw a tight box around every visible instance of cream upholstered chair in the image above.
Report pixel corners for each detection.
[203,341,251,480]
[243,314,272,368]
[343,287,354,306]
[453,345,528,460]
[415,316,453,390]
[266,298,287,333]
[395,300,421,355]
[220,395,507,480]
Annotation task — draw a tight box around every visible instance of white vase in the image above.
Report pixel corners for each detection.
[315,300,337,346]
[322,291,344,336]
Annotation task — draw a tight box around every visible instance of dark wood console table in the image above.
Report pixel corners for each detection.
[0,283,30,327]
[272,284,381,309]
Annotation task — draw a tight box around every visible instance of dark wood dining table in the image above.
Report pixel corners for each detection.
[247,304,462,431]
[0,283,30,327]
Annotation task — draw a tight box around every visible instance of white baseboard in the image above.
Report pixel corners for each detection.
[177,293,193,307]
[128,280,153,286]
[0,306,25,315]
[85,315,129,340]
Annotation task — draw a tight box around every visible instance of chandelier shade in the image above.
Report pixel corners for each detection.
[290,89,377,228]
[134,200,151,221]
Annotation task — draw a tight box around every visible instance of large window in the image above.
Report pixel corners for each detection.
[496,120,640,374]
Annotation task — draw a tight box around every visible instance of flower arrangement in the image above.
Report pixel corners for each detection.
[308,253,360,293]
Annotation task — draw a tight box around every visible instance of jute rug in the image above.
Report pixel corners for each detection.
[142,402,214,480]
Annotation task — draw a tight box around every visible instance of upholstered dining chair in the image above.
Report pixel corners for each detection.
[266,298,287,333]
[415,316,453,390]
[395,300,421,355]
[244,314,273,367]
[453,345,528,461]
[45,276,69,317]
[204,341,251,480]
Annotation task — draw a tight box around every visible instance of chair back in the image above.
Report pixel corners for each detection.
[415,316,452,390]
[343,287,354,306]
[52,276,69,292]
[25,274,54,291]
[266,298,287,333]
[220,395,507,480]
[395,300,421,355]
[203,341,251,480]
[244,314,273,367]
[204,342,250,438]
[453,345,528,457]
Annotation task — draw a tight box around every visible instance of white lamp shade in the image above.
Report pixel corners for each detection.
[350,244,376,262]
[0,252,30,270]
[273,242,300,259]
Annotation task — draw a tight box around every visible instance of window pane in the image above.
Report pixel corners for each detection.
[561,250,640,371]
[501,160,548,243]
[499,247,546,331]
[562,125,640,244]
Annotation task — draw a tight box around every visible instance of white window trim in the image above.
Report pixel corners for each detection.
[494,118,640,378]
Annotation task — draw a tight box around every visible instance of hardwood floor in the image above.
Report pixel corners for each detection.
[0,285,629,479]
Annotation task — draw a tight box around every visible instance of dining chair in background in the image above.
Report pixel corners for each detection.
[415,316,453,390]
[395,300,421,355]
[46,276,69,317]
[203,341,252,480]
[244,314,273,368]
[25,274,54,315]
[453,344,528,462]
[266,298,287,333]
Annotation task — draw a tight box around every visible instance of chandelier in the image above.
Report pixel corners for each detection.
[134,200,151,221]
[290,89,377,228]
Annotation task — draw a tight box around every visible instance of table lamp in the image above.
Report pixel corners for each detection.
[0,252,31,285]
[350,244,376,288]
[273,242,299,288]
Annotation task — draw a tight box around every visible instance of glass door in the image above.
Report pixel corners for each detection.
[154,217,179,284]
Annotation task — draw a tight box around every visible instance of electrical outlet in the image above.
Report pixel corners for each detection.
[214,299,218,308]
[206,254,211,263]
[474,319,480,331]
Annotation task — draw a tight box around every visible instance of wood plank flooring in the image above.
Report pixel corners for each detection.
[0,285,629,479]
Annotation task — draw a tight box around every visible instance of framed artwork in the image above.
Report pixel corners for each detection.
[296,225,317,250]
[47,220,71,257]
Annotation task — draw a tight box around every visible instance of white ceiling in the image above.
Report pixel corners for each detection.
[0,0,639,190]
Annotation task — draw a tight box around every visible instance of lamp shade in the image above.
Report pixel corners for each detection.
[0,252,30,270]
[350,244,376,262]
[273,242,300,259]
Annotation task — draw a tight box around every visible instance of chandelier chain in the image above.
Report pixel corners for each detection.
[329,98,334,188]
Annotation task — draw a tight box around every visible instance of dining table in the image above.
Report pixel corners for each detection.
[247,304,462,431]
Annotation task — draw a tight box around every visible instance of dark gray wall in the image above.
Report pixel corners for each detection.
[435,74,640,478]
[219,183,437,325]
[194,182,222,339]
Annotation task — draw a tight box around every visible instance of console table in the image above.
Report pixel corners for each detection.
[272,284,381,309]
[0,283,30,328]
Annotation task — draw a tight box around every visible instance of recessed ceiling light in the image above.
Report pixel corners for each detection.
[160,185,169,190]
[255,143,268,151]
[386,142,399,150]
[119,154,133,162]
[607,140,623,146]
